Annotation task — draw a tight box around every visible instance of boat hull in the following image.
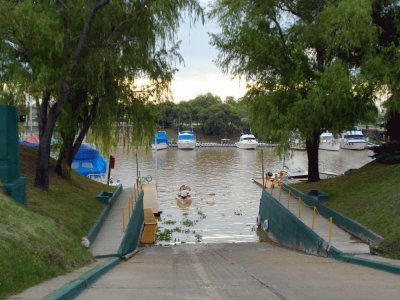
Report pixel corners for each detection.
[177,141,196,149]
[236,142,258,150]
[319,141,340,151]
[152,142,168,150]
[340,141,367,150]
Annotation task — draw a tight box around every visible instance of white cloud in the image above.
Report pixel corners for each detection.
[171,73,246,102]
[171,5,247,102]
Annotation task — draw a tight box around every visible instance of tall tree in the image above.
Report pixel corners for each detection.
[211,0,377,181]
[371,0,400,141]
[0,0,203,189]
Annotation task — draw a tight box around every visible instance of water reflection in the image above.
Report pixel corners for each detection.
[111,147,373,245]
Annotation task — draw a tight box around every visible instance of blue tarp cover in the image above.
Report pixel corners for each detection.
[152,131,169,144]
[72,144,107,177]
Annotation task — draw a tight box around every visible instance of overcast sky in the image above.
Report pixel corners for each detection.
[170,4,246,102]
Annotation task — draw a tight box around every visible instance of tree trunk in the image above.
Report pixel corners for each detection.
[306,131,320,182]
[34,0,110,189]
[386,111,400,141]
[54,131,74,178]
[34,91,55,189]
[54,97,99,178]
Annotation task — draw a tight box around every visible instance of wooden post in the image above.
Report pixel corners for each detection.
[122,208,126,232]
[312,207,316,229]
[261,149,265,189]
[298,197,302,219]
[328,217,333,243]
[278,187,282,202]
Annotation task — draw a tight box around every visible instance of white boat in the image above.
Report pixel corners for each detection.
[151,131,169,150]
[340,131,367,150]
[236,133,258,149]
[319,132,340,151]
[177,130,196,150]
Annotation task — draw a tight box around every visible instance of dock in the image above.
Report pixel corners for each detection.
[142,183,161,215]
[168,142,278,148]
[140,208,158,244]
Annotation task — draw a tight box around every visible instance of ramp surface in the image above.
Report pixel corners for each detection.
[90,187,132,256]
[78,243,400,300]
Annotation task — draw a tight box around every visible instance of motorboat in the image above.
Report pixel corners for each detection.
[340,131,367,150]
[152,131,169,150]
[177,130,196,150]
[319,131,340,151]
[236,133,258,149]
[176,185,192,203]
[71,143,107,177]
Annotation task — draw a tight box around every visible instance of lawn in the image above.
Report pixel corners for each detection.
[0,146,111,299]
[293,161,400,258]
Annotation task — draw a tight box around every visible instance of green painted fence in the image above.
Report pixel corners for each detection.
[259,190,341,257]
[118,190,144,257]
[282,184,383,244]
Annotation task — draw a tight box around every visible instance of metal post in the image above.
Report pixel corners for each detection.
[261,149,265,189]
[135,149,139,193]
[155,133,158,187]
[107,154,112,185]
[287,191,290,209]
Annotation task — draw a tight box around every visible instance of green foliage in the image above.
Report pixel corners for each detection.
[0,0,204,186]
[0,146,107,299]
[154,93,243,137]
[211,0,379,178]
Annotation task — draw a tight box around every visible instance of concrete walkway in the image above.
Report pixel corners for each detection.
[77,243,400,300]
[90,187,132,256]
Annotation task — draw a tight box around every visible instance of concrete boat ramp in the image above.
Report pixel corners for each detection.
[78,243,400,300]
[11,183,400,299]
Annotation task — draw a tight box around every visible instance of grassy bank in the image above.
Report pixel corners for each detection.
[293,162,400,258]
[0,146,110,299]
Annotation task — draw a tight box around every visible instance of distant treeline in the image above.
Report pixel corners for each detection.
[154,93,249,137]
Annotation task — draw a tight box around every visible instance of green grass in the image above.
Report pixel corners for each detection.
[0,146,111,299]
[292,161,400,258]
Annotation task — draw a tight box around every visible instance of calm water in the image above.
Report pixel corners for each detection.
[111,147,373,245]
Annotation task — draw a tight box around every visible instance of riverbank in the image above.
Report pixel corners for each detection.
[292,161,400,259]
[0,146,111,299]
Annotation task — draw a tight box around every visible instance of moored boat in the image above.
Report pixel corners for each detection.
[177,130,196,150]
[152,131,169,150]
[319,131,340,151]
[71,143,107,178]
[236,133,258,150]
[340,131,367,150]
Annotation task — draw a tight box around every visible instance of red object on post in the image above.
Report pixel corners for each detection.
[110,155,115,169]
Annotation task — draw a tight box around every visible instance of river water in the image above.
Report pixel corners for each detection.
[111,147,373,245]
